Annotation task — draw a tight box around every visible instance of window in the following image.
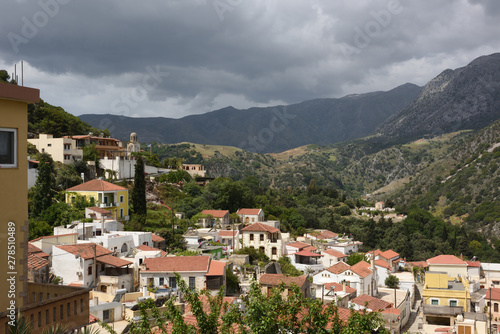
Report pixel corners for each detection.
[39,292,43,301]
[260,234,264,241]
[189,277,196,290]
[30,314,34,328]
[67,302,71,316]
[159,277,164,286]
[120,208,124,218]
[38,311,41,327]
[272,247,277,255]
[32,292,36,303]
[74,300,77,315]
[47,293,50,300]
[0,128,17,167]
[250,234,254,241]
[431,299,439,305]
[60,305,64,320]
[88,265,92,275]
[103,309,110,321]
[53,307,56,322]
[47,143,51,147]
[120,195,124,203]
[495,303,499,312]
[121,243,128,253]
[169,276,177,289]
[449,300,458,307]
[46,310,49,325]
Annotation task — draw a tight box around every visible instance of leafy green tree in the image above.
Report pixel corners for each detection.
[346,252,368,266]
[278,256,304,277]
[385,274,400,289]
[132,155,147,217]
[31,153,55,218]
[0,69,10,83]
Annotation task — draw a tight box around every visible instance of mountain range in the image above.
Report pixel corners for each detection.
[80,53,500,153]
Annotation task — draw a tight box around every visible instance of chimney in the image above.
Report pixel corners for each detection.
[343,281,346,293]
[460,254,463,261]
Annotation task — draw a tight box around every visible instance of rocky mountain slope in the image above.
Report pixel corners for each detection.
[79,83,421,153]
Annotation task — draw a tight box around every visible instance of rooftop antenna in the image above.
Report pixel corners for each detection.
[14,64,16,83]
[21,61,24,86]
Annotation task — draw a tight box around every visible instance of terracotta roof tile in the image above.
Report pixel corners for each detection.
[143,256,210,272]
[66,179,126,192]
[259,274,308,288]
[486,288,500,301]
[201,210,229,218]
[28,254,50,270]
[152,233,165,242]
[97,254,133,267]
[466,261,481,267]
[427,255,467,265]
[56,243,112,260]
[218,230,238,237]
[408,261,429,268]
[323,249,347,258]
[236,208,262,215]
[294,250,322,257]
[380,249,399,260]
[326,261,350,274]
[28,243,43,254]
[350,261,372,278]
[241,222,280,233]
[375,259,392,270]
[351,294,392,311]
[303,245,318,252]
[207,260,226,276]
[136,244,167,256]
[367,249,382,257]
[287,241,311,249]
[323,282,356,294]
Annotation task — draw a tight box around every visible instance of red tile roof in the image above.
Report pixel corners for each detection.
[427,255,467,265]
[382,308,401,315]
[66,179,126,192]
[408,261,429,268]
[323,282,356,294]
[350,261,372,278]
[152,233,165,242]
[86,207,113,215]
[236,208,262,215]
[56,243,112,260]
[28,254,50,270]
[97,254,133,267]
[201,210,229,218]
[207,260,226,276]
[367,249,382,257]
[375,259,392,270]
[309,230,338,239]
[466,261,481,267]
[287,241,311,249]
[380,249,399,260]
[218,230,238,237]
[486,288,500,301]
[326,261,350,274]
[323,249,347,258]
[241,222,280,233]
[27,243,50,257]
[351,294,392,311]
[303,245,318,252]
[259,274,308,288]
[69,282,84,287]
[294,250,322,257]
[143,256,211,272]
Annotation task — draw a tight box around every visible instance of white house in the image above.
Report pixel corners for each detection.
[314,282,357,307]
[305,230,338,243]
[52,243,133,292]
[327,241,363,255]
[285,241,317,255]
[374,259,392,287]
[321,249,348,267]
[313,261,375,297]
[140,256,226,295]
[199,210,230,228]
[241,222,283,260]
[99,155,137,180]
[287,250,324,274]
[28,133,83,164]
[53,219,124,240]
[237,208,265,224]
[218,230,240,251]
[29,233,78,255]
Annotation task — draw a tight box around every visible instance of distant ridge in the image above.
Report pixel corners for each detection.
[79,83,421,153]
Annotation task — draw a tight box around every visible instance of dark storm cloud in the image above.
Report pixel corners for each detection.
[1,0,499,117]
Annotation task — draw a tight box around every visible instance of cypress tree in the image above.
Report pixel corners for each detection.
[132,155,147,217]
[31,153,55,218]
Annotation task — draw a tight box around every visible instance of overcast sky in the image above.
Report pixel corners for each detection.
[1,0,499,119]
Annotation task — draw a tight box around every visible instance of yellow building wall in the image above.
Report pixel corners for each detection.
[425,272,449,289]
[428,264,468,279]
[0,100,31,316]
[65,189,129,220]
[423,273,471,312]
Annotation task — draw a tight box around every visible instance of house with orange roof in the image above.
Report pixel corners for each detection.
[426,254,468,279]
[286,241,318,255]
[52,243,133,293]
[367,249,399,272]
[199,209,230,227]
[68,133,126,159]
[321,248,348,267]
[327,240,363,255]
[27,243,51,284]
[315,281,356,307]
[65,179,129,220]
[287,250,324,273]
[140,256,226,295]
[313,260,376,297]
[237,208,265,223]
[29,233,78,255]
[259,274,311,298]
[241,222,284,260]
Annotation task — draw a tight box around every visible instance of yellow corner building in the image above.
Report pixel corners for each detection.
[65,179,129,220]
[0,82,40,319]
